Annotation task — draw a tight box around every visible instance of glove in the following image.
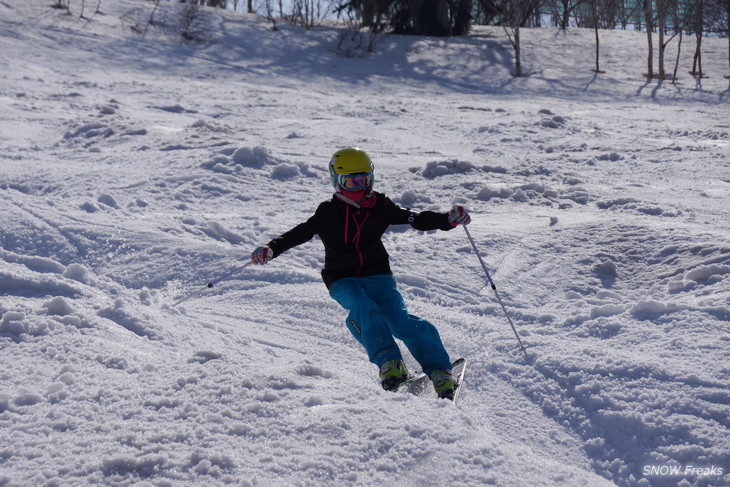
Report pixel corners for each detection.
[251,246,273,265]
[448,205,471,226]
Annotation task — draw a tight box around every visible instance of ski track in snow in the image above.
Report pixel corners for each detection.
[1,1,729,486]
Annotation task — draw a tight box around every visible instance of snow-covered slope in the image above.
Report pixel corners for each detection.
[1,1,728,486]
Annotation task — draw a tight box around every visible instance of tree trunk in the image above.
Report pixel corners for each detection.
[691,0,704,76]
[656,0,670,79]
[148,0,161,28]
[693,33,703,76]
[672,29,682,84]
[658,26,665,78]
[591,0,602,73]
[514,26,522,77]
[561,0,570,29]
[594,25,601,72]
[643,0,654,78]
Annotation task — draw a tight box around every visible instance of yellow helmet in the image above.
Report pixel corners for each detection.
[329,147,374,189]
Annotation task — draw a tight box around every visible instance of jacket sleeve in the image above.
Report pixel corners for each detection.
[267,213,319,259]
[383,197,454,232]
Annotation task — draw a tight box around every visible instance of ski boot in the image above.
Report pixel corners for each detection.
[431,369,455,400]
[379,359,409,391]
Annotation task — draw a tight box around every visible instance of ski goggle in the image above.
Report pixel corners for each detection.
[338,171,373,191]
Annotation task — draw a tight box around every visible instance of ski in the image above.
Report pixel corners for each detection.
[450,357,467,405]
[396,372,430,396]
[396,358,467,404]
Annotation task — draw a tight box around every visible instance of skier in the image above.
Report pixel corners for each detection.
[251,147,471,399]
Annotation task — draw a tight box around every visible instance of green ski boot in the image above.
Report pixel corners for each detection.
[431,369,455,400]
[379,359,408,391]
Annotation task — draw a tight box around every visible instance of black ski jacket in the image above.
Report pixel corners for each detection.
[267,192,456,288]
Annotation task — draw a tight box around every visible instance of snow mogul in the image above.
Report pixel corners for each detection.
[251,147,471,399]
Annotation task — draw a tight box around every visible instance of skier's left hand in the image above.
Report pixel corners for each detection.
[251,246,273,265]
[448,205,471,226]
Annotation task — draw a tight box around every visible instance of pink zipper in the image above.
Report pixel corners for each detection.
[344,208,369,276]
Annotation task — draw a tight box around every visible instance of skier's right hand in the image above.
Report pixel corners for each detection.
[448,205,471,226]
[251,246,273,265]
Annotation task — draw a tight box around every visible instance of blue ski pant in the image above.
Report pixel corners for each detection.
[329,274,451,377]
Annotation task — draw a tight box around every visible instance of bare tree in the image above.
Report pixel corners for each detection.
[643,0,655,77]
[657,0,695,79]
[334,0,386,55]
[501,0,541,77]
[589,0,604,72]
[263,0,279,30]
[691,0,706,77]
[705,0,730,72]
[80,0,102,18]
[504,23,523,76]
[726,0,730,72]
[179,2,212,42]
[671,28,683,83]
[145,0,163,34]
[549,0,590,29]
[291,0,316,28]
[656,0,672,79]
[52,0,72,14]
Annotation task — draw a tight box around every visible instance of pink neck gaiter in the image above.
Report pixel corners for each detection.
[341,188,376,208]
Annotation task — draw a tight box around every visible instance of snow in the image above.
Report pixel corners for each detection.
[1,1,729,486]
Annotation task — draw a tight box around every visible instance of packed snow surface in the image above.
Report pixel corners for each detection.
[1,1,729,486]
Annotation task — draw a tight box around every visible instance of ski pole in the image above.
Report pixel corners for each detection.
[462,225,527,356]
[172,260,253,307]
